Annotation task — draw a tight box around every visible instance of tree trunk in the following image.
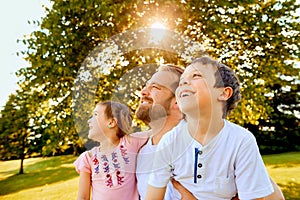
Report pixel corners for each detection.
[19,156,24,174]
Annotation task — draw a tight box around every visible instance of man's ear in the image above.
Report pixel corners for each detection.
[218,87,233,101]
[174,101,179,109]
[171,98,180,110]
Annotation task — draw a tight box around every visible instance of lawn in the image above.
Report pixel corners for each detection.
[0,152,299,200]
[0,155,78,200]
[263,152,300,200]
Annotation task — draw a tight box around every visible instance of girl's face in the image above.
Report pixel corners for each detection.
[87,104,110,141]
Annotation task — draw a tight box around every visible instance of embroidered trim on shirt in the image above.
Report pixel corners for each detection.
[120,144,129,164]
[92,155,100,174]
[91,144,129,188]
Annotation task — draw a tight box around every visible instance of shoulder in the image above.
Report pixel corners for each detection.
[87,146,99,156]
[122,134,148,149]
[130,130,151,139]
[157,120,188,149]
[78,150,90,158]
[224,120,259,152]
[76,147,97,161]
[225,120,255,140]
[138,136,153,152]
[163,119,188,140]
[74,150,95,173]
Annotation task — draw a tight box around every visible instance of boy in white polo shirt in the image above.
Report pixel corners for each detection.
[145,56,274,200]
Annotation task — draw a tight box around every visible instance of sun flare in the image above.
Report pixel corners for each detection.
[149,22,167,42]
[150,22,167,30]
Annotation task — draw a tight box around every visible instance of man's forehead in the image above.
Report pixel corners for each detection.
[147,70,180,92]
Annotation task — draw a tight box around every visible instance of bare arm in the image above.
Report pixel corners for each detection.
[264,177,285,200]
[172,179,239,200]
[171,178,197,200]
[77,171,91,200]
[252,177,285,200]
[145,185,166,200]
[171,177,284,200]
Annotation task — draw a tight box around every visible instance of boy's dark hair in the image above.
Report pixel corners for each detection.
[191,56,241,118]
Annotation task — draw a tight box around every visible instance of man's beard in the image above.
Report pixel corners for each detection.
[135,104,151,124]
[136,97,173,124]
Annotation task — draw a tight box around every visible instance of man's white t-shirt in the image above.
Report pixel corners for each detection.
[148,120,274,200]
[136,135,178,200]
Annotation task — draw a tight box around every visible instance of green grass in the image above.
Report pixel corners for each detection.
[0,152,299,200]
[263,152,300,200]
[0,155,78,200]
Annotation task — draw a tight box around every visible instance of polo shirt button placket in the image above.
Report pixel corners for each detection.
[197,150,203,180]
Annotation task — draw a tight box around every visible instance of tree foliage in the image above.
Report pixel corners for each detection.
[0,92,34,173]
[1,0,299,160]
[249,83,300,153]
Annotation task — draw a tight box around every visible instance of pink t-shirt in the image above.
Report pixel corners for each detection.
[74,134,147,200]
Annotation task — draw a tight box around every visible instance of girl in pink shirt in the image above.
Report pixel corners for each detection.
[74,101,147,200]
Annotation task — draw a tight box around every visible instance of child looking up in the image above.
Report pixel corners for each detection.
[146,56,274,200]
[75,101,147,200]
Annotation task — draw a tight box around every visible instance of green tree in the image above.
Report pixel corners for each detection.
[251,83,300,153]
[1,0,299,158]
[0,92,33,174]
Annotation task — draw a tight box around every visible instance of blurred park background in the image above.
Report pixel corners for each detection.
[0,0,299,199]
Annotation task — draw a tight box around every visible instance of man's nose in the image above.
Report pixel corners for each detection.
[141,86,150,96]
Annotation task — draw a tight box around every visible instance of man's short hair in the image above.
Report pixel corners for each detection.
[157,64,184,94]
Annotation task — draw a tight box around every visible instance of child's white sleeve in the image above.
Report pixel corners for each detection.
[235,134,274,199]
[148,131,174,188]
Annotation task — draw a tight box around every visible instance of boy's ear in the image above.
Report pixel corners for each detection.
[218,87,233,101]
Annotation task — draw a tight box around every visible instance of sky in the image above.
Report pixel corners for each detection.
[0,0,52,110]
